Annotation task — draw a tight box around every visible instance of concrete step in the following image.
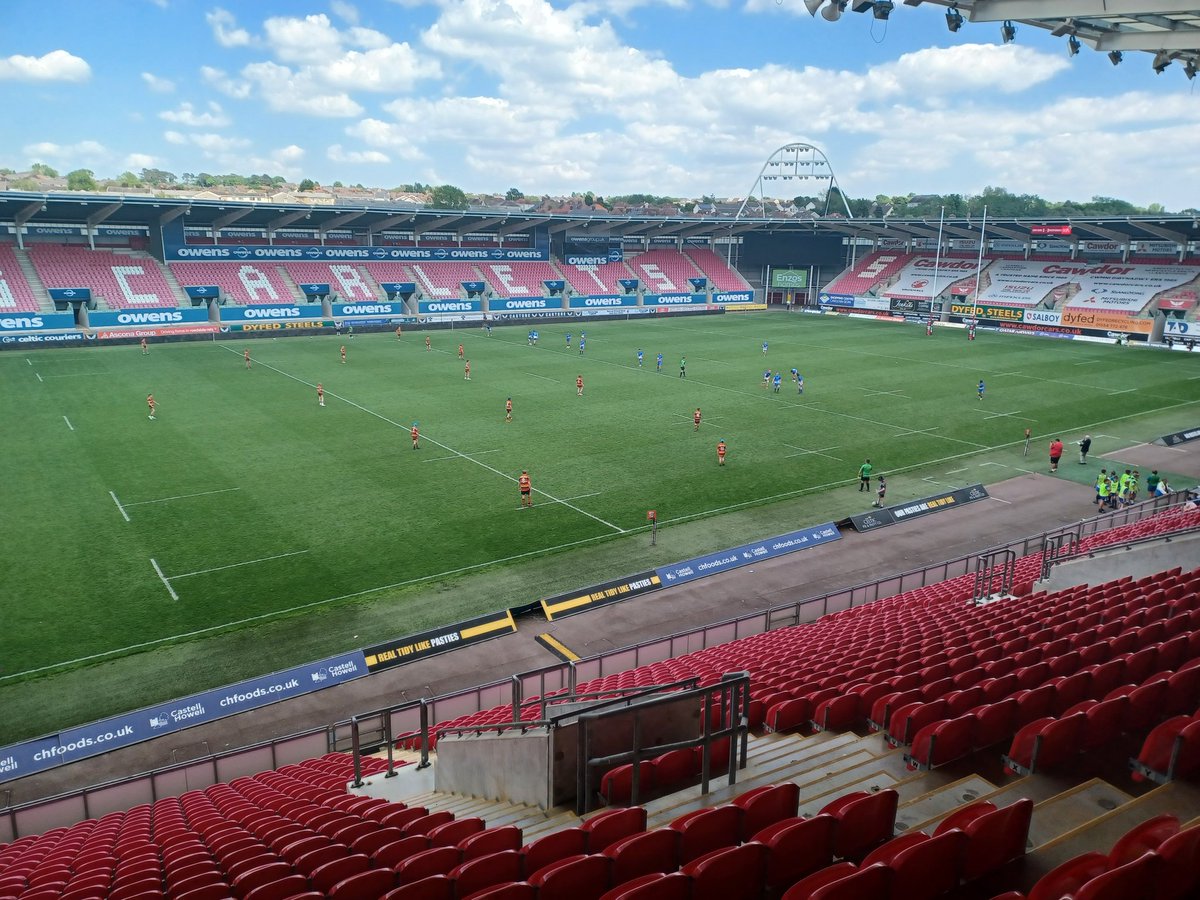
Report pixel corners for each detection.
[894,775,1000,834]
[1016,782,1200,891]
[1027,778,1135,850]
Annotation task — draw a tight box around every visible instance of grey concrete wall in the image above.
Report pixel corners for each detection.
[1039,532,1200,595]
[436,728,554,807]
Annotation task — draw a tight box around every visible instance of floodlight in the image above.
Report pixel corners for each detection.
[821,1,844,21]
[804,0,825,15]
[1152,51,1171,74]
[872,0,893,20]
[1067,35,1080,56]
[1109,50,1123,65]
[946,6,963,32]
[1001,20,1016,43]
[1185,60,1198,80]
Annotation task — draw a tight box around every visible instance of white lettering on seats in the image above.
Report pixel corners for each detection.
[238,265,279,303]
[411,265,452,298]
[638,263,676,292]
[491,265,528,295]
[0,271,15,308]
[330,264,376,301]
[112,266,160,305]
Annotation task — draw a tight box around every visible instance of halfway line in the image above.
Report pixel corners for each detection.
[171,549,311,580]
[124,487,242,507]
[109,490,130,522]
[150,558,179,601]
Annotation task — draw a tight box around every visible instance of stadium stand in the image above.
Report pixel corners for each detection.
[28,246,176,309]
[401,263,482,299]
[683,249,753,292]
[0,245,44,313]
[280,264,381,302]
[480,263,561,297]
[820,252,913,297]
[170,263,295,306]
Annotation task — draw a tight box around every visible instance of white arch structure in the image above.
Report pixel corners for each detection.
[736,142,854,219]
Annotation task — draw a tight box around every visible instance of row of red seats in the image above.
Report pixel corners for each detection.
[1004,658,1200,776]
[991,814,1200,900]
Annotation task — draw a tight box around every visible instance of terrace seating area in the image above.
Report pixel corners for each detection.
[28,246,176,309]
[821,252,913,297]
[557,259,635,297]
[406,264,483,299]
[280,265,380,303]
[0,245,43,313]
[683,250,752,292]
[407,506,1200,752]
[170,264,295,306]
[480,263,561,297]
[625,251,703,294]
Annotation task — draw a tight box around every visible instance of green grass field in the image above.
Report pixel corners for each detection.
[2,312,1200,743]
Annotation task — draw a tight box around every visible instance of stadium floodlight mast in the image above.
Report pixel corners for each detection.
[736,142,853,219]
[971,205,988,325]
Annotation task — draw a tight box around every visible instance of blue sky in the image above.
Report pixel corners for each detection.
[2,0,1198,207]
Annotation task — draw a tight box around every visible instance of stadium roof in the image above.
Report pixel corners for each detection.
[2,191,1199,248]
[871,1,1200,72]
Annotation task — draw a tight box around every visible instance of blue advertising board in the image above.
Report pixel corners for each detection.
[489,297,561,312]
[543,280,566,294]
[88,308,211,327]
[0,312,78,332]
[165,244,549,263]
[713,291,755,304]
[49,288,92,302]
[300,283,330,297]
[184,285,219,300]
[644,293,709,306]
[461,281,487,294]
[568,295,638,309]
[655,523,841,587]
[220,304,324,322]
[818,292,856,307]
[1,330,85,345]
[418,299,482,314]
[331,301,405,317]
[0,651,369,783]
[380,282,416,294]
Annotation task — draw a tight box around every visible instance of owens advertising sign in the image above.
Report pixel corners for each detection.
[166,244,550,262]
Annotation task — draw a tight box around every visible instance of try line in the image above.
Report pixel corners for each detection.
[220,345,625,534]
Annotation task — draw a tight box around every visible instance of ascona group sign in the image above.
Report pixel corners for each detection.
[166,244,550,262]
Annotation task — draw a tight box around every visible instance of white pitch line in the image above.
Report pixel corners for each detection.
[14,391,1200,685]
[989,496,1014,505]
[25,358,31,366]
[41,372,110,378]
[923,477,945,485]
[109,490,130,522]
[982,410,1037,421]
[946,467,969,474]
[1188,375,1200,380]
[1074,360,1101,365]
[62,415,74,432]
[35,372,43,383]
[223,346,625,534]
[892,427,940,438]
[863,389,908,397]
[979,462,1008,468]
[123,487,242,507]
[1107,389,1138,396]
[516,491,604,510]
[783,444,842,461]
[170,549,311,580]
[526,372,561,383]
[150,558,179,601]
[424,449,502,462]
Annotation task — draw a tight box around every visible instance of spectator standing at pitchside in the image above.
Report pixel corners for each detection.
[1049,438,1064,473]
[858,458,873,491]
[1078,434,1092,464]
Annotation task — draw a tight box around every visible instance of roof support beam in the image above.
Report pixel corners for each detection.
[412,215,462,236]
[969,1,1200,22]
[14,201,44,227]
[157,206,187,227]
[1068,221,1131,243]
[1126,218,1189,244]
[1093,30,1200,51]
[366,214,416,234]
[498,217,547,236]
[268,210,309,232]
[212,207,252,230]
[86,202,122,228]
[319,210,366,233]
[456,216,505,237]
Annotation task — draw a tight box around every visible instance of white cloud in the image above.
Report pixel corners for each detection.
[870,44,1069,96]
[200,65,252,99]
[263,13,344,63]
[124,152,160,169]
[322,43,441,92]
[0,49,91,82]
[328,144,391,164]
[241,61,365,116]
[159,100,231,128]
[345,118,425,161]
[22,140,107,164]
[331,0,360,24]
[207,8,252,47]
[141,71,176,93]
